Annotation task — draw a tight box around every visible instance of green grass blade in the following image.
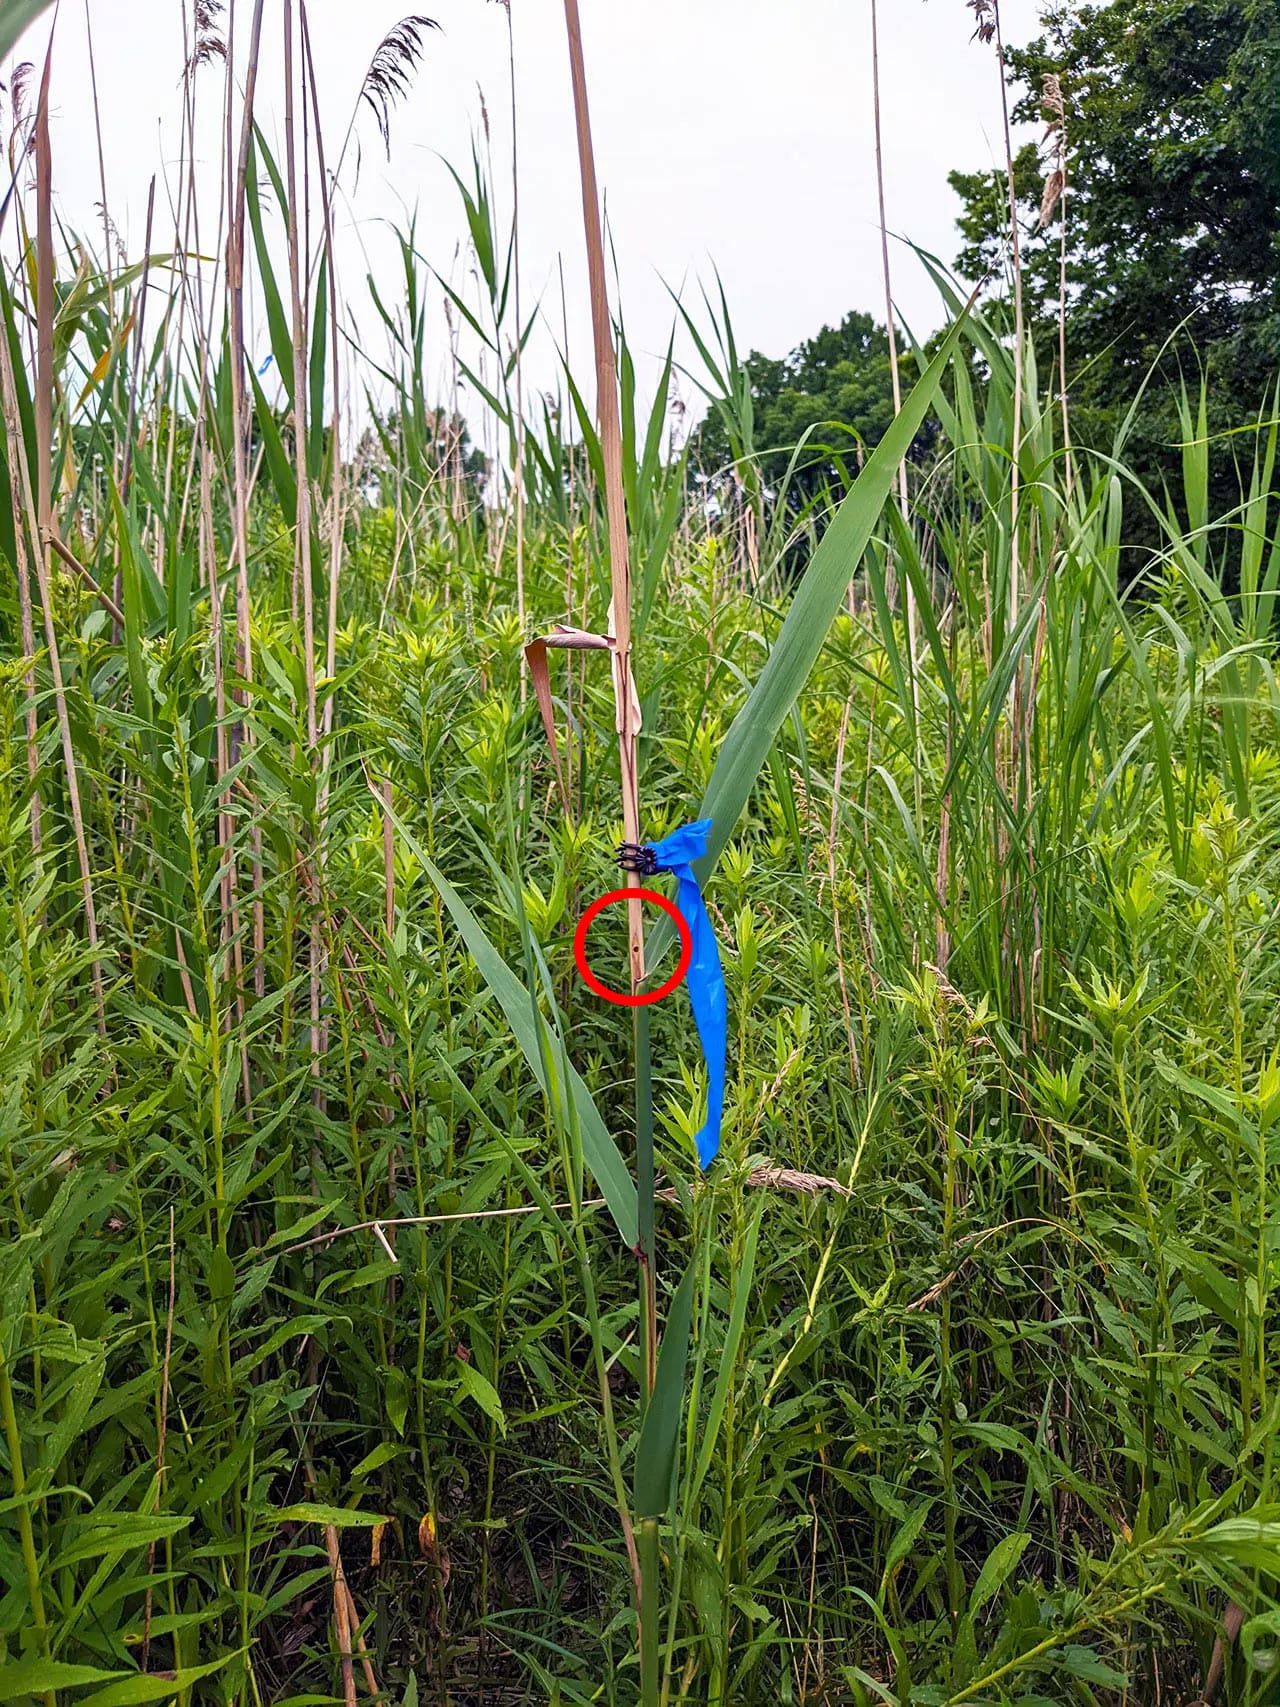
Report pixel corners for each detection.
[634,1258,696,1518]
[383,800,637,1248]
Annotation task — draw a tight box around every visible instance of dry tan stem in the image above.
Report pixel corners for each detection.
[42,531,126,626]
[227,0,266,687]
[827,690,861,1088]
[227,0,268,999]
[341,1578,380,1702]
[120,178,156,507]
[299,2,346,769]
[1190,1601,1245,1707]
[199,445,247,1051]
[290,1164,854,1259]
[23,50,105,1028]
[283,0,317,758]
[1041,73,1073,499]
[323,1526,359,1707]
[282,0,326,1126]
[4,383,43,849]
[993,0,1025,620]
[870,0,917,656]
[561,0,644,989]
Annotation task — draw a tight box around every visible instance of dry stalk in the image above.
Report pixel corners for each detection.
[282,1,326,1139]
[5,402,41,848]
[323,1525,359,1707]
[505,0,528,702]
[289,1164,856,1260]
[282,0,317,759]
[340,1578,380,1701]
[1188,1602,1246,1707]
[26,48,105,1026]
[1041,71,1073,498]
[992,0,1025,620]
[199,444,243,1039]
[561,0,644,990]
[299,3,346,765]
[120,177,156,507]
[870,0,918,694]
[827,688,862,1088]
[43,531,125,626]
[226,0,268,999]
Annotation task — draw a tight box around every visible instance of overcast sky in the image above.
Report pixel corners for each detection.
[17,0,1043,427]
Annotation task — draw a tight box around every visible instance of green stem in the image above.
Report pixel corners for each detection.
[636,1005,656,1397]
[0,1339,54,1707]
[635,996,662,1698]
[940,1091,962,1633]
[638,1516,661,1707]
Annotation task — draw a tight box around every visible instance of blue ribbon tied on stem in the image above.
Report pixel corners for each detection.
[648,819,726,1169]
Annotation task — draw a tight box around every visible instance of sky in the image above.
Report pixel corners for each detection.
[15,0,1044,432]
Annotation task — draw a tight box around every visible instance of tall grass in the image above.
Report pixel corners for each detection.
[2,12,1280,1707]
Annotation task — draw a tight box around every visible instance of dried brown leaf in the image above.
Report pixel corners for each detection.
[1039,167,1066,226]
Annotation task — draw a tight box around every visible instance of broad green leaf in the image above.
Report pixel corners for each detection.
[272,1502,387,1527]
[0,0,55,62]
[968,1530,1031,1619]
[0,1648,237,1707]
[879,1501,932,1595]
[0,1660,119,1697]
[54,1514,191,1568]
[350,1441,410,1479]
[1197,1513,1280,1574]
[648,303,970,962]
[1058,1645,1128,1689]
[455,1361,506,1435]
[110,486,156,734]
[634,1260,696,1519]
[77,1656,237,1707]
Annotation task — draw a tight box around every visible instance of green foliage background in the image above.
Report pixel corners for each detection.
[3,7,1280,1706]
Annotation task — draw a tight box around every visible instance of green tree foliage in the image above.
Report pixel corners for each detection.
[692,310,930,510]
[949,0,1280,533]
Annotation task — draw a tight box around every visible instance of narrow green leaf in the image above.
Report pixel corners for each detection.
[691,1198,762,1500]
[0,1660,119,1697]
[634,1260,696,1519]
[77,1654,238,1707]
[381,797,637,1248]
[271,1502,387,1527]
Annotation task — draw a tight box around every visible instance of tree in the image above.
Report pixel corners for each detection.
[949,0,1280,527]
[692,311,931,518]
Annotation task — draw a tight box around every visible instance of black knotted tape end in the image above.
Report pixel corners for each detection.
[616,841,660,877]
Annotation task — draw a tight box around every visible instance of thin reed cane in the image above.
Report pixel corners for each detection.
[560,5,661,1699]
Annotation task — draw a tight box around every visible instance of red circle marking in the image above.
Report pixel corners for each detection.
[573,888,692,1008]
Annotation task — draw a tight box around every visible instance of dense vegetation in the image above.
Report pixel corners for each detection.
[716,0,1280,558]
[4,6,1280,1707]
[955,0,1280,525]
